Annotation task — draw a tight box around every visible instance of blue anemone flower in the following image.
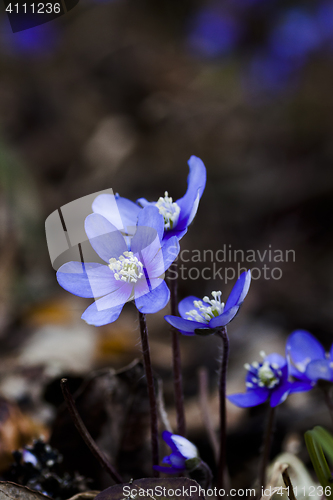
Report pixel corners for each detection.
[286,330,333,384]
[56,206,179,326]
[153,431,200,474]
[164,270,251,336]
[186,7,241,59]
[269,9,322,62]
[92,156,206,241]
[228,352,312,408]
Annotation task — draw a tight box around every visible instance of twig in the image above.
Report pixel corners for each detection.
[138,311,160,477]
[60,378,123,484]
[198,367,218,462]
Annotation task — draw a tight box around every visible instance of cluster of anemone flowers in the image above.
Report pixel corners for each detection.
[186,0,333,95]
[54,157,330,496]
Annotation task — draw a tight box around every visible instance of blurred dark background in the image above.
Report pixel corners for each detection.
[1,0,333,490]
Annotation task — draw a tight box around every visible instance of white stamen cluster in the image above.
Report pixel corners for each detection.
[156,191,181,230]
[185,291,224,323]
[245,352,282,389]
[109,251,144,283]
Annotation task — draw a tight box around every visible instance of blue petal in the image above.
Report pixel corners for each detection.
[289,381,314,393]
[143,236,180,279]
[92,193,140,233]
[227,388,269,408]
[178,330,196,336]
[289,364,310,382]
[85,265,123,298]
[169,453,187,468]
[143,244,165,278]
[270,381,291,407]
[170,435,198,459]
[178,296,202,320]
[57,261,112,298]
[160,237,180,273]
[224,270,251,312]
[153,465,184,474]
[136,198,151,208]
[85,214,127,263]
[81,302,124,326]
[330,342,333,361]
[305,359,333,382]
[135,280,170,314]
[162,430,176,450]
[208,305,239,328]
[264,353,288,381]
[137,205,164,242]
[90,282,133,311]
[130,208,164,258]
[162,227,188,242]
[264,353,286,368]
[176,156,207,229]
[286,330,326,374]
[115,195,141,232]
[134,232,162,273]
[164,315,205,334]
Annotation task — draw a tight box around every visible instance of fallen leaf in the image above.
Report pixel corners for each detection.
[0,398,47,472]
[94,478,205,500]
[50,360,161,487]
[0,481,51,500]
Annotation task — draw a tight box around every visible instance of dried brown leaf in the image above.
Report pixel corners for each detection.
[95,478,205,500]
[0,481,51,500]
[50,360,160,485]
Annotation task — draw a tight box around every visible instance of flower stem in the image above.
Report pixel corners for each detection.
[258,405,276,494]
[168,261,186,437]
[198,367,218,462]
[217,326,230,494]
[60,378,123,484]
[138,311,159,477]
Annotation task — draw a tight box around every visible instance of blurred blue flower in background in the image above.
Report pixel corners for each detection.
[317,1,333,46]
[186,5,241,58]
[228,352,312,408]
[287,330,333,383]
[0,18,60,57]
[245,51,296,94]
[185,0,333,95]
[269,9,322,62]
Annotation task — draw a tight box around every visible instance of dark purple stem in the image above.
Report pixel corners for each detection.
[217,326,230,494]
[138,311,159,477]
[168,261,186,437]
[198,367,218,462]
[258,405,276,494]
[60,378,123,484]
